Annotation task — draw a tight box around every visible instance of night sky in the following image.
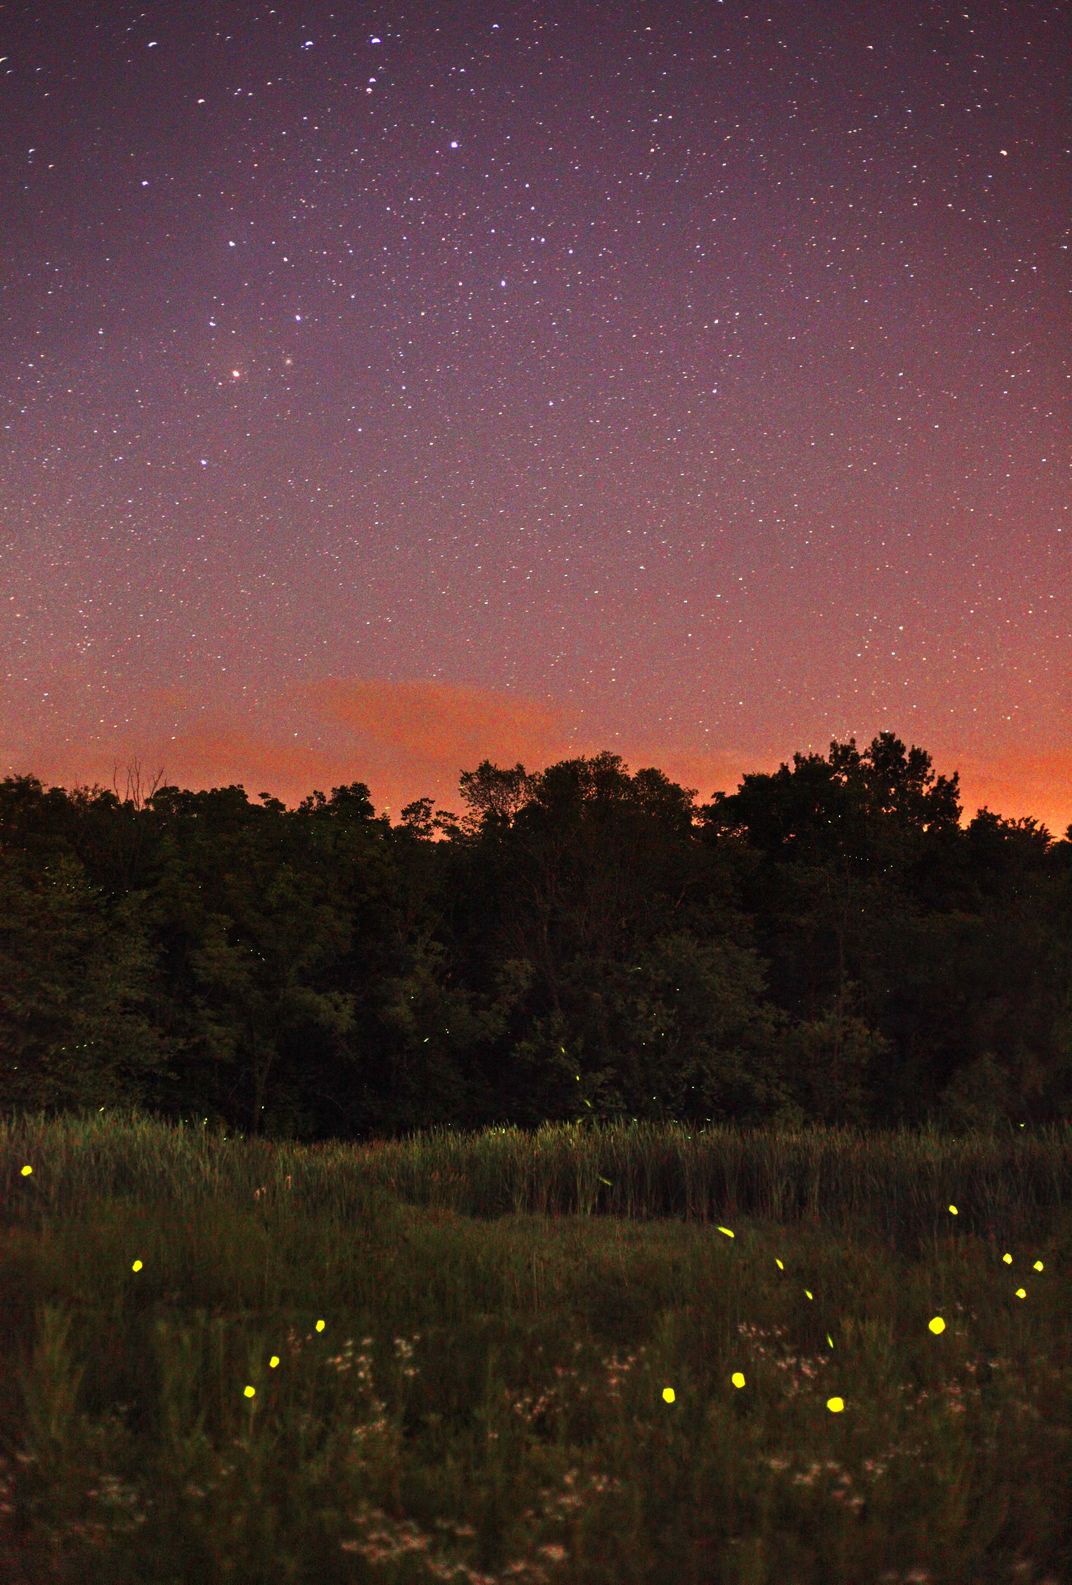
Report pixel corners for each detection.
[3,1,1069,834]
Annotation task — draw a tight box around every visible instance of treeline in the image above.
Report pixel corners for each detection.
[1,733,1069,1140]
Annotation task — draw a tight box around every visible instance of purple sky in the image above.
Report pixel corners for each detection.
[3,1,1069,832]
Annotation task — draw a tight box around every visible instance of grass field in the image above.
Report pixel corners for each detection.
[0,1107,1069,1584]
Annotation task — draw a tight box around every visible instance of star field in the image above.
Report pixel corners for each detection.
[2,1,1068,831]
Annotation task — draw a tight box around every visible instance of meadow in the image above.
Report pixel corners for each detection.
[0,1107,1069,1584]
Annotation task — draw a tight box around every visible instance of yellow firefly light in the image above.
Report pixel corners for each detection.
[717,1226,734,1238]
[1002,1253,1012,1264]
[948,1205,958,1216]
[131,1259,143,1272]
[244,1385,256,1398]
[269,1355,280,1368]
[315,1319,326,1332]
[1033,1260,1044,1272]
[662,1387,676,1403]
[775,1258,784,1270]
[1015,1288,1026,1299]
[827,1396,845,1413]
[826,1334,834,1348]
[20,1165,32,1177]
[928,1316,945,1334]
[804,1289,813,1301]
[731,1372,746,1388]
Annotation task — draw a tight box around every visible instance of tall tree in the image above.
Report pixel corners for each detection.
[0,846,172,1112]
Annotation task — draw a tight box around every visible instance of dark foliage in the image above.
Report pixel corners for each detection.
[2,733,1069,1139]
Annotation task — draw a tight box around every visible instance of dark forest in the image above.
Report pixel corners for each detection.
[3,732,1069,1141]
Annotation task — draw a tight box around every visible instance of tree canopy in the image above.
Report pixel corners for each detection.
[1,734,1068,1139]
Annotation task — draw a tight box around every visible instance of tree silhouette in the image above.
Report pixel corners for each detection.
[1,733,1067,1136]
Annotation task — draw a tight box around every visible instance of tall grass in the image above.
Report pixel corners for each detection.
[353,1117,1070,1252]
[6,1107,1066,1251]
[0,1105,1068,1584]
